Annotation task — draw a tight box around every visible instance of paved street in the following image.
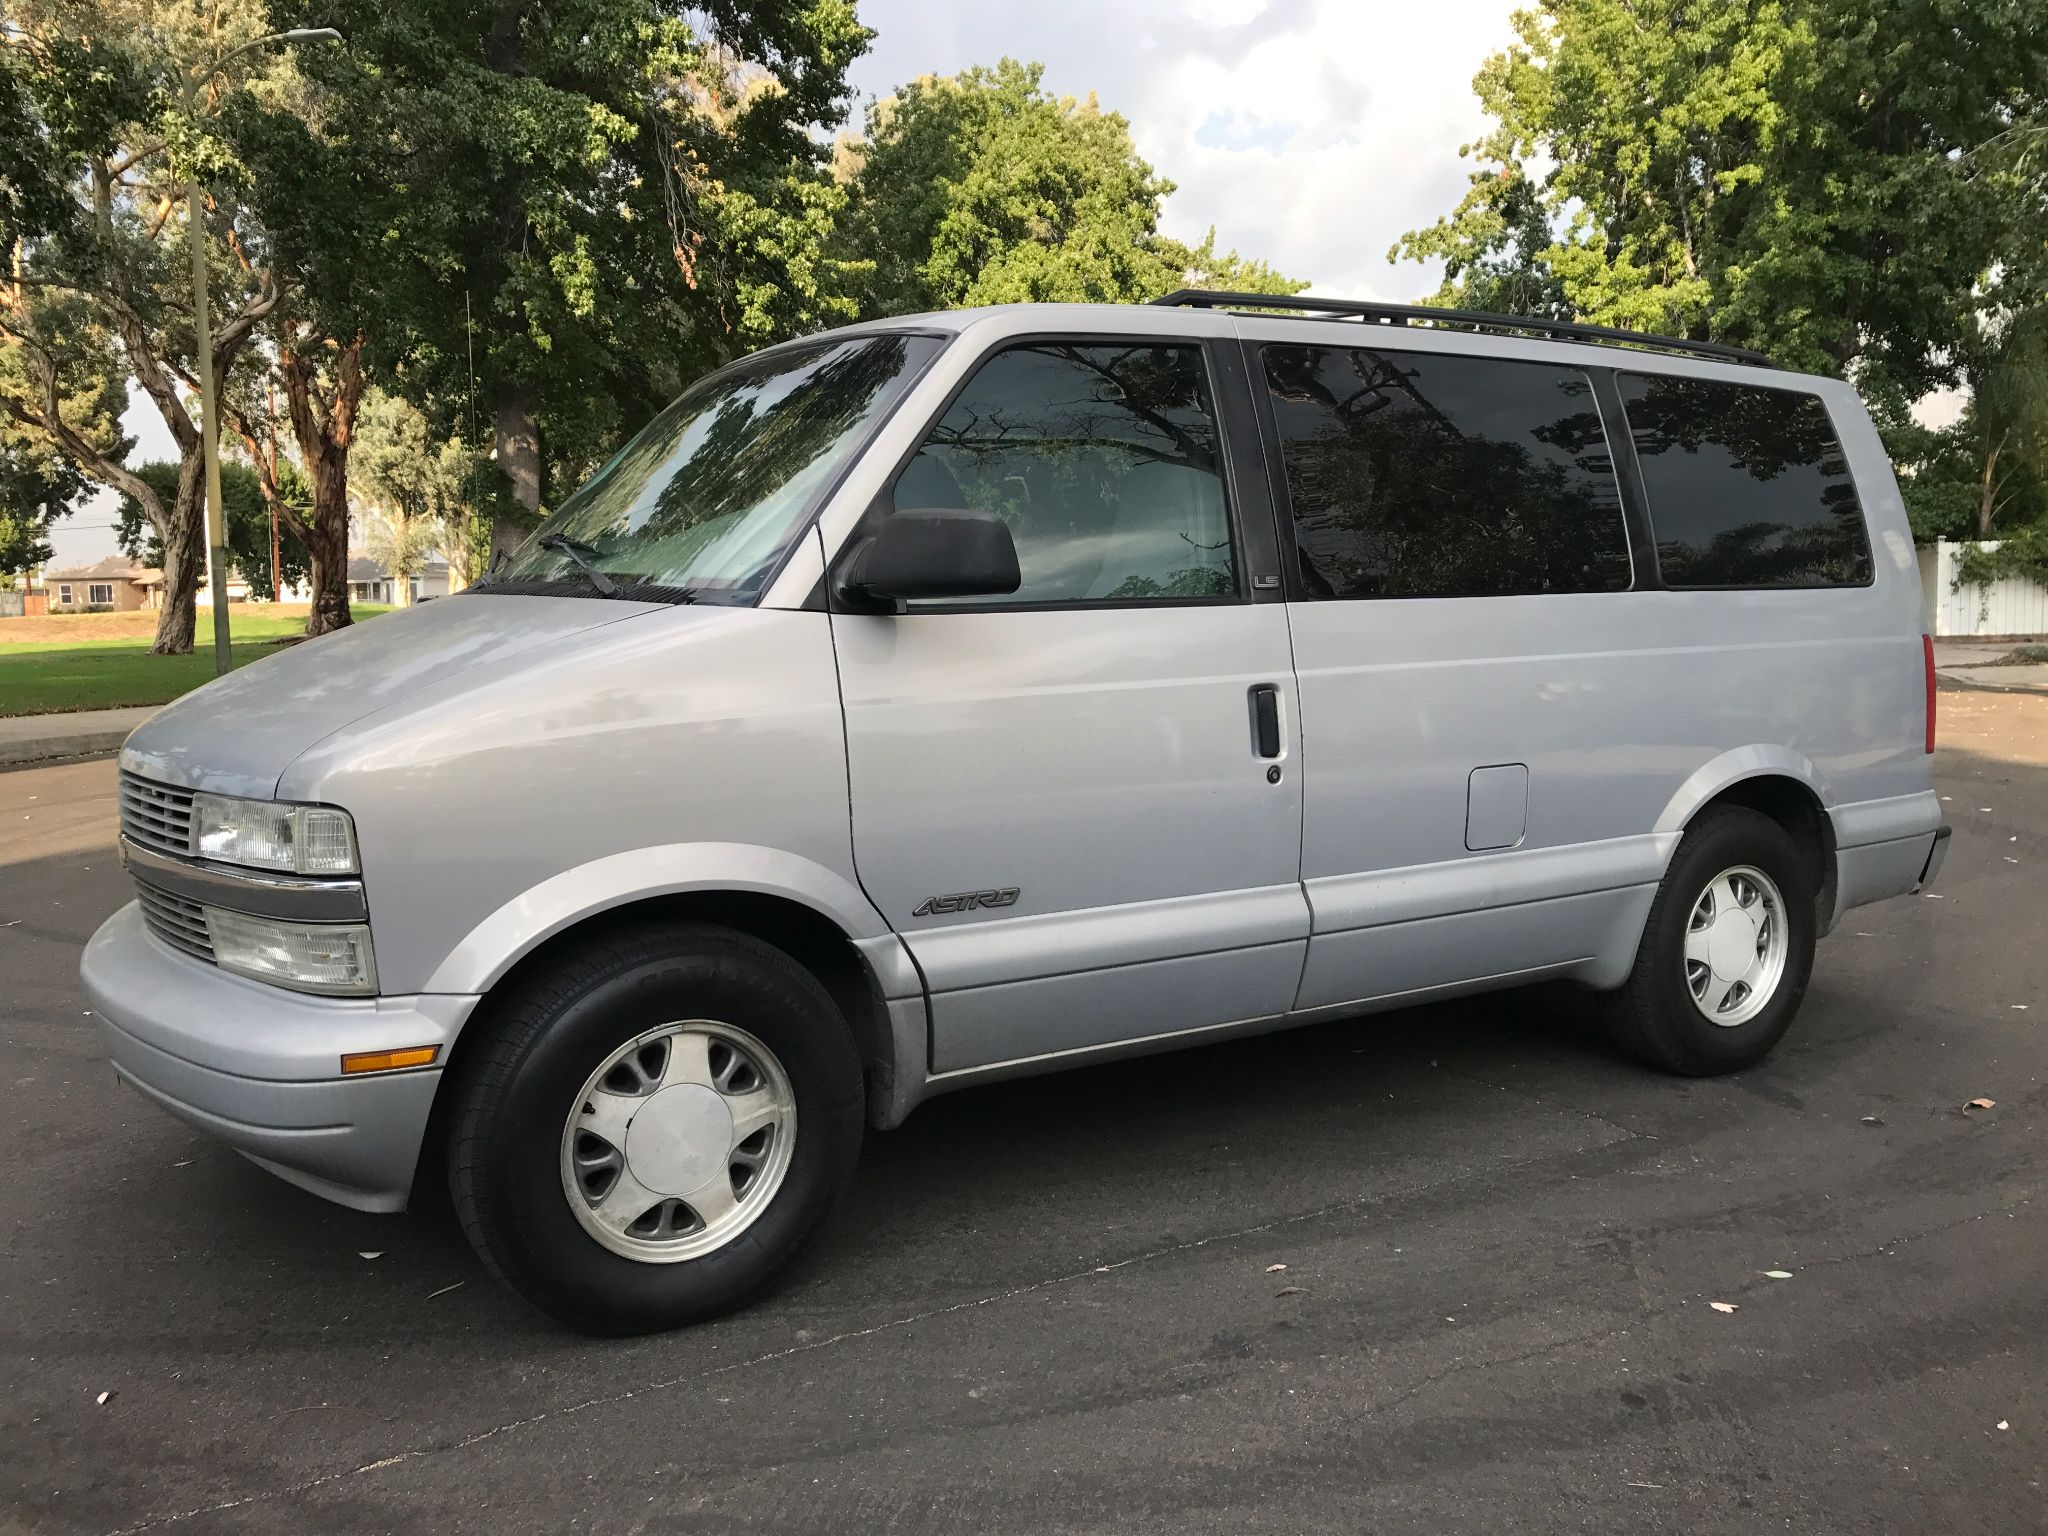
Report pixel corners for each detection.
[2,692,2043,1536]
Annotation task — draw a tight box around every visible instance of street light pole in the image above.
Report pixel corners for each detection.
[183,27,342,674]
[188,181,232,674]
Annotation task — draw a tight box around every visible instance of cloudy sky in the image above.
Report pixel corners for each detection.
[844,0,1517,300]
[50,0,1517,568]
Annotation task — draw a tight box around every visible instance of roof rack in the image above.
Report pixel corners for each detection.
[1149,288,1778,369]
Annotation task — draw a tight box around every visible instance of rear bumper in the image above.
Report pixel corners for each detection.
[1823,790,1947,930]
[81,903,478,1213]
[1916,824,1952,890]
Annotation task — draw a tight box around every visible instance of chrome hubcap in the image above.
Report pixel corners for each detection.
[560,1021,796,1262]
[1683,865,1788,1027]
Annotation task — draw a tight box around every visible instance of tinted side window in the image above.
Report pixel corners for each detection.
[891,342,1235,605]
[1262,346,1630,599]
[1620,374,1871,588]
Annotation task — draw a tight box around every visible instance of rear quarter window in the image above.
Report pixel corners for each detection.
[1262,345,1632,599]
[1619,373,1872,588]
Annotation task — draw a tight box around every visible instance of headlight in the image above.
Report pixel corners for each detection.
[193,793,359,875]
[205,909,377,996]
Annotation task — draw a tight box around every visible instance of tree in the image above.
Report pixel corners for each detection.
[0,330,104,580]
[114,457,309,602]
[837,59,1302,317]
[259,0,875,560]
[215,334,359,628]
[0,426,87,580]
[1,0,286,652]
[351,389,488,603]
[1963,310,2048,540]
[1391,0,2048,392]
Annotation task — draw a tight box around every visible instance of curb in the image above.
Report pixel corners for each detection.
[1935,672,2048,699]
[0,731,132,769]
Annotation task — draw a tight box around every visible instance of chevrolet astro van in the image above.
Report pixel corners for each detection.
[83,291,1950,1334]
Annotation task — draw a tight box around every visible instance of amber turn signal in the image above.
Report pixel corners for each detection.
[340,1045,441,1075]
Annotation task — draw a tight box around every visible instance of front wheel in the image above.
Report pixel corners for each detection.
[447,923,864,1334]
[1607,805,1818,1075]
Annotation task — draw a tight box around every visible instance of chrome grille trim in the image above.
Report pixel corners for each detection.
[135,882,215,963]
[119,773,195,859]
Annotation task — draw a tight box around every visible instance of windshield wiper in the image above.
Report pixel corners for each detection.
[535,532,621,598]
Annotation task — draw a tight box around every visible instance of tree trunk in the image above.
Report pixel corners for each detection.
[279,330,367,636]
[1977,439,2003,541]
[151,455,207,654]
[493,387,542,563]
[303,473,352,634]
[150,452,207,654]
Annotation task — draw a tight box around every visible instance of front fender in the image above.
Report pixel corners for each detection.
[422,842,893,995]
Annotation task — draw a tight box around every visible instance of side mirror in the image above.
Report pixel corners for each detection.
[839,508,1021,606]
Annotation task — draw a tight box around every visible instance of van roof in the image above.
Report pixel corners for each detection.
[1150,289,1778,369]
[847,291,1778,372]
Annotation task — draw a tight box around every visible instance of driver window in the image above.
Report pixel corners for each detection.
[889,342,1237,605]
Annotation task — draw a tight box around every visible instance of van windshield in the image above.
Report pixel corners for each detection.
[482,331,942,604]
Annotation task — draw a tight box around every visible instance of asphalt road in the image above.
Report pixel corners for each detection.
[3,691,2043,1535]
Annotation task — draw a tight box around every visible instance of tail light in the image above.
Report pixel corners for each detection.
[1923,634,1936,754]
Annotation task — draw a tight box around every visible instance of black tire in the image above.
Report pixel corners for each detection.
[1606,805,1818,1076]
[447,922,864,1335]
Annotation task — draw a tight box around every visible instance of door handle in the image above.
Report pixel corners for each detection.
[1249,684,1282,759]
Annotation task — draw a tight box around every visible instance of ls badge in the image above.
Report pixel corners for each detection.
[912,887,1021,918]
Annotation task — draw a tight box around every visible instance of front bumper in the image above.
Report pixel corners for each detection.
[82,903,479,1212]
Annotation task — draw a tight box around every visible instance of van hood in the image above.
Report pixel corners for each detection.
[120,595,664,799]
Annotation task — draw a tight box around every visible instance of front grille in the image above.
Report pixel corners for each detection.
[119,772,195,859]
[136,882,215,963]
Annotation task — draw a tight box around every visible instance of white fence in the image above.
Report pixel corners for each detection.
[1917,540,2048,638]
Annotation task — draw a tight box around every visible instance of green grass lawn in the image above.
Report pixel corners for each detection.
[0,607,392,717]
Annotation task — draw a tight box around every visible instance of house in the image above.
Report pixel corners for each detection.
[347,554,452,605]
[44,557,164,612]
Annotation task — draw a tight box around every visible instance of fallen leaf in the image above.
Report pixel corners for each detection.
[1264,1263,1288,1274]
[1763,1270,1793,1279]
[96,1391,113,1406]
[358,1250,384,1260]
[1709,1301,1738,1314]
[1965,1098,1996,1112]
[1274,1286,1302,1298]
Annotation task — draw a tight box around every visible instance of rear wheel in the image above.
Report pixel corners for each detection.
[1607,805,1817,1075]
[447,923,864,1334]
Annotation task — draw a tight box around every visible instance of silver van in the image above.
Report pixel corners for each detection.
[83,291,1950,1333]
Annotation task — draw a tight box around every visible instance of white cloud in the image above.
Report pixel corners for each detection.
[846,0,1519,301]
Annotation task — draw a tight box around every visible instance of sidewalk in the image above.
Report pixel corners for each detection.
[0,705,157,769]
[1933,639,2048,696]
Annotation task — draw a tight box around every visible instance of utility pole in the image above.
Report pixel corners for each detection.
[182,26,342,672]
[267,378,281,600]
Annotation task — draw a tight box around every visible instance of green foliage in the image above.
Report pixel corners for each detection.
[1954,525,2048,592]
[837,59,1302,317]
[1392,0,2048,391]
[0,298,130,564]
[114,459,309,601]
[0,414,90,577]
[247,0,876,507]
[351,390,489,590]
